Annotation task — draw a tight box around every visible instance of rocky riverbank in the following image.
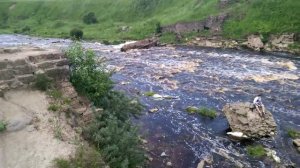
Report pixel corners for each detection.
[187,33,300,55]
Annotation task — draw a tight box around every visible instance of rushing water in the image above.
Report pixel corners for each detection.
[0,34,299,168]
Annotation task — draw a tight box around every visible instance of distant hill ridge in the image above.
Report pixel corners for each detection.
[0,0,299,41]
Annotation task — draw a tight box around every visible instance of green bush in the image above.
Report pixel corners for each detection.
[83,12,98,24]
[85,115,145,168]
[66,43,145,168]
[0,120,6,132]
[66,43,113,101]
[70,28,83,40]
[34,74,52,91]
[155,22,162,34]
[247,145,266,158]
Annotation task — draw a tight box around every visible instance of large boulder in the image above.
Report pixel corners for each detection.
[121,38,158,52]
[222,102,277,139]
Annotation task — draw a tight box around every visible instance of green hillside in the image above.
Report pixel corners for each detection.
[0,0,299,41]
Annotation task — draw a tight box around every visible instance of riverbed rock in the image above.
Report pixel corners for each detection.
[245,35,264,51]
[265,148,281,163]
[121,38,158,52]
[222,102,277,138]
[293,139,300,147]
[293,139,300,152]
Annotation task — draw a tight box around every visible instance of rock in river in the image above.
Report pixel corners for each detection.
[222,102,277,139]
[121,38,158,52]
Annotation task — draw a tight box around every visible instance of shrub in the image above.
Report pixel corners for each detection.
[155,22,162,34]
[0,120,6,132]
[66,43,145,168]
[85,115,145,168]
[247,145,266,158]
[54,146,105,168]
[34,74,52,91]
[70,28,83,40]
[83,12,98,25]
[66,43,113,101]
[287,128,300,139]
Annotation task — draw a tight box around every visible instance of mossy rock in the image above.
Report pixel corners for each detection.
[186,106,199,114]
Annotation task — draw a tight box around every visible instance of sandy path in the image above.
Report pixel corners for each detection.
[0,90,76,168]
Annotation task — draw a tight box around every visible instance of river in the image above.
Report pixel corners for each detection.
[0,34,299,168]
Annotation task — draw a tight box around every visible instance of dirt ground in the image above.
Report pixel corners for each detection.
[0,90,78,168]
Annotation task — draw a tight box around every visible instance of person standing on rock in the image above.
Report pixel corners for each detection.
[253,95,265,117]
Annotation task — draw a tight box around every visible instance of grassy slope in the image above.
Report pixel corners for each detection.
[0,0,299,41]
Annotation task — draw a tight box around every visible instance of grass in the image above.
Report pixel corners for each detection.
[48,103,61,112]
[0,120,6,132]
[186,106,217,119]
[144,91,156,97]
[34,74,53,91]
[287,128,300,139]
[47,89,63,99]
[53,121,63,140]
[54,145,105,168]
[247,145,266,158]
[198,107,217,119]
[1,0,298,42]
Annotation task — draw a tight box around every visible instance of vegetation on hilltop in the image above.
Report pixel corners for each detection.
[0,0,299,42]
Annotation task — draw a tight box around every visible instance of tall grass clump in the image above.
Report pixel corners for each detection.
[34,73,53,91]
[66,43,145,168]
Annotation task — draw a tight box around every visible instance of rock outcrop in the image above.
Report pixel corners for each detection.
[293,139,300,152]
[244,35,264,51]
[162,13,228,33]
[188,36,239,48]
[121,38,158,52]
[222,102,277,139]
[265,33,300,54]
[0,47,69,95]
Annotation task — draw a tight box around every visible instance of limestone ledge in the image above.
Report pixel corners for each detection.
[0,46,69,95]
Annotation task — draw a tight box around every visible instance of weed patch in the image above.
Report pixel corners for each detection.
[186,106,217,119]
[287,128,300,139]
[54,145,105,168]
[34,74,52,91]
[0,120,6,132]
[247,145,266,158]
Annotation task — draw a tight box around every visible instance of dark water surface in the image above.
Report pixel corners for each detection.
[0,34,299,168]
